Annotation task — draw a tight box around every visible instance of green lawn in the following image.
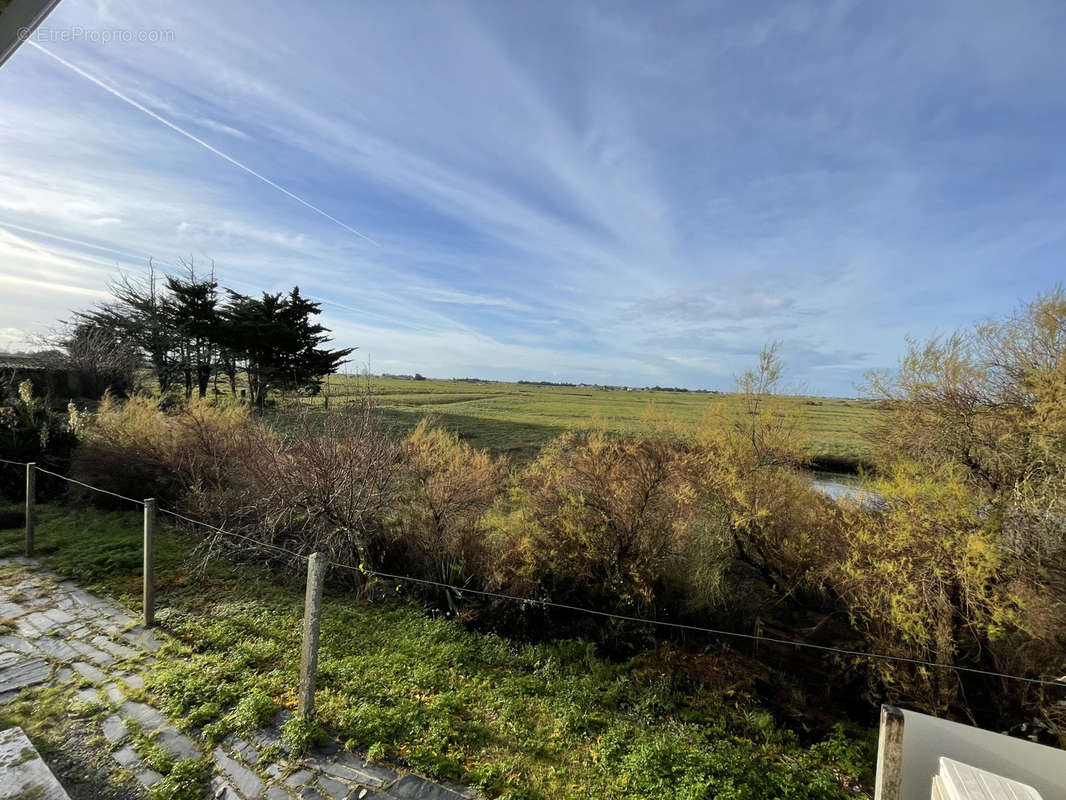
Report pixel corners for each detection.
[0,505,874,800]
[293,376,881,467]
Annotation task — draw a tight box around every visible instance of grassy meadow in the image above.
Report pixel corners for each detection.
[301,375,881,468]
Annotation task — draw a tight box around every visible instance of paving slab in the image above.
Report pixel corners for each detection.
[73,688,101,706]
[250,727,284,753]
[91,635,139,660]
[103,682,125,704]
[316,775,351,799]
[0,602,26,618]
[32,636,80,661]
[215,745,265,798]
[41,608,75,625]
[0,656,51,693]
[0,725,71,800]
[58,584,100,607]
[226,734,259,765]
[285,768,314,787]
[111,744,141,768]
[1,557,479,800]
[68,639,115,666]
[156,726,199,759]
[71,660,107,683]
[134,766,163,787]
[101,714,129,743]
[123,625,163,652]
[119,699,169,732]
[0,635,35,654]
[331,753,398,787]
[265,762,284,779]
[211,775,241,799]
[16,616,50,637]
[390,775,469,800]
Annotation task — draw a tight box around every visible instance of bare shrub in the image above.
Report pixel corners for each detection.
[61,321,142,396]
[183,400,403,570]
[75,393,403,569]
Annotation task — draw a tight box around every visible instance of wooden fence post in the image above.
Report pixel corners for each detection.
[298,552,327,719]
[143,498,156,628]
[24,463,35,557]
[873,704,905,800]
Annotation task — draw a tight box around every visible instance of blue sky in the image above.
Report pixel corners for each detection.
[1,0,1064,395]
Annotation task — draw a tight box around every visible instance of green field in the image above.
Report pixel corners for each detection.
[306,376,881,468]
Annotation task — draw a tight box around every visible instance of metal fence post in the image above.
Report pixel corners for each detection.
[298,552,327,719]
[25,463,35,557]
[143,498,156,628]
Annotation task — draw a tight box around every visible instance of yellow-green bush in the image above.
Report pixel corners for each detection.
[72,393,257,506]
[490,430,699,612]
[388,420,508,586]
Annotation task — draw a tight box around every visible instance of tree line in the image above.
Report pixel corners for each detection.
[71,261,352,406]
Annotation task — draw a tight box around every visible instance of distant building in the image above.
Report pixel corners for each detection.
[0,353,109,402]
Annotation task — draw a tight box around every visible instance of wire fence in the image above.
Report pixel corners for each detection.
[1,456,1064,692]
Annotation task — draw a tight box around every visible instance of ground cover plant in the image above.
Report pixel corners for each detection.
[0,505,875,800]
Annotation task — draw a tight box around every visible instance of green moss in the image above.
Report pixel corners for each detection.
[127,725,174,776]
[147,757,211,800]
[179,701,220,731]
[281,715,324,757]
[0,686,70,760]
[258,742,283,764]
[201,719,232,745]
[232,688,277,732]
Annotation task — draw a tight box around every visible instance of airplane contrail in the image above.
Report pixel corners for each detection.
[0,219,147,261]
[26,41,380,247]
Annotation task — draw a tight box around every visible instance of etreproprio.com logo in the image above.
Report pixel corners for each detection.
[18,25,176,44]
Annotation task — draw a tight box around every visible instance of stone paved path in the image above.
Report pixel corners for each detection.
[0,558,477,800]
[0,726,70,800]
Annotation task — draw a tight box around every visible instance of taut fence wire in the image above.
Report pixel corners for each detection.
[0,458,1063,692]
